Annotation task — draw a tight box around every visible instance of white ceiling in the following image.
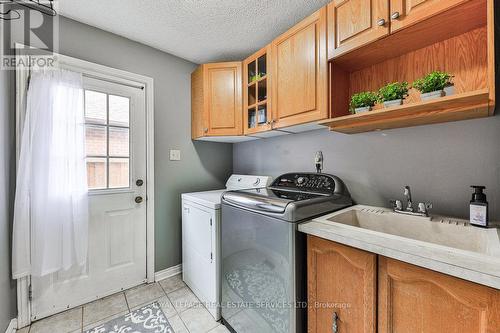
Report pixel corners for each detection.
[58,0,331,64]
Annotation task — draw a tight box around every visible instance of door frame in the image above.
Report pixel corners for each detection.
[14,44,155,327]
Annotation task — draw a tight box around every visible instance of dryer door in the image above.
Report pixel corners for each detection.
[182,200,218,318]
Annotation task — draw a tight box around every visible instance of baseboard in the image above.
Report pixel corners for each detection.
[5,318,17,333]
[155,264,182,282]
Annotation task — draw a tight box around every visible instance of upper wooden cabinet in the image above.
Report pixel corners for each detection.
[308,236,376,333]
[379,257,500,333]
[389,0,468,32]
[271,7,329,129]
[191,62,243,139]
[328,0,389,58]
[328,0,472,59]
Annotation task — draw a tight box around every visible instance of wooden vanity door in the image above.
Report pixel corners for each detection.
[308,236,377,333]
[389,0,468,32]
[378,257,500,333]
[328,0,389,58]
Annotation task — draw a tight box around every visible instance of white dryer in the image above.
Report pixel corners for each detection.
[181,174,272,320]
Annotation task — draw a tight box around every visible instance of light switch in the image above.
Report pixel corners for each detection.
[169,149,181,161]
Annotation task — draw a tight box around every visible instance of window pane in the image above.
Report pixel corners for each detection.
[109,127,129,157]
[85,91,107,124]
[85,125,107,156]
[109,158,129,188]
[86,158,107,189]
[109,95,130,126]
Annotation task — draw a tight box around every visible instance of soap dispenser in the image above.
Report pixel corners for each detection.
[470,186,488,227]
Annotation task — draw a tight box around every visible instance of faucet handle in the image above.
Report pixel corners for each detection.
[418,202,433,215]
[390,199,403,211]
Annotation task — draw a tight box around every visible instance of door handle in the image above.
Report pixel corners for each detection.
[135,196,144,204]
[332,311,339,333]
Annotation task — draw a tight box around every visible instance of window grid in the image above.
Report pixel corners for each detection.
[84,90,131,190]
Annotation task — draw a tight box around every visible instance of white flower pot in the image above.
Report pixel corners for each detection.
[383,99,403,108]
[444,85,455,96]
[354,106,371,114]
[421,90,445,101]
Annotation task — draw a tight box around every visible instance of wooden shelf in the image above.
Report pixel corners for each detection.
[247,100,268,109]
[248,75,267,86]
[320,89,490,134]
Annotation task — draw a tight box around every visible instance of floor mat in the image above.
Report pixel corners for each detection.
[85,301,174,333]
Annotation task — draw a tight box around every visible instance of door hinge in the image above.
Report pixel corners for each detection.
[28,284,32,301]
[210,252,213,261]
[210,218,212,226]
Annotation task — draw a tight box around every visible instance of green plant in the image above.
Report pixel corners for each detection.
[249,73,263,82]
[349,91,378,113]
[412,71,453,93]
[377,82,409,102]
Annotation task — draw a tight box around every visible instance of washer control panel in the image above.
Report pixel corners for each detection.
[271,173,336,194]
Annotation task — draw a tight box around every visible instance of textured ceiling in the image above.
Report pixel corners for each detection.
[58,0,331,64]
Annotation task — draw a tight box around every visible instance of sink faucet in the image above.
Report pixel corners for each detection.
[391,185,432,217]
[403,185,413,212]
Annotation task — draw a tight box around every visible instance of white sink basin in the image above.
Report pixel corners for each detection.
[299,205,500,289]
[326,206,499,256]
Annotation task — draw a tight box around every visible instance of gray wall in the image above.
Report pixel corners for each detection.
[0,32,17,333]
[234,117,500,220]
[7,16,233,272]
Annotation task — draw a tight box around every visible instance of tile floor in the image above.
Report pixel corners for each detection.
[16,274,229,333]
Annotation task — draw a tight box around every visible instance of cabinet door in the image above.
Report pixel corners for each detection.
[328,0,389,58]
[271,7,328,129]
[243,45,272,135]
[379,257,500,333]
[204,62,243,136]
[389,0,469,32]
[308,236,377,333]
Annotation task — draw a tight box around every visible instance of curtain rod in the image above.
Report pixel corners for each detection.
[83,73,145,90]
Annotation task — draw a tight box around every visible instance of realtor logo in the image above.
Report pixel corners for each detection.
[0,0,59,70]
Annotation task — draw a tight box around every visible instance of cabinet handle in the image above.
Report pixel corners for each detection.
[332,312,339,333]
[391,11,400,19]
[377,18,386,26]
[203,128,208,133]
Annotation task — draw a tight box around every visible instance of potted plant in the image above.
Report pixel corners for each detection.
[349,91,378,114]
[413,71,454,101]
[377,82,409,108]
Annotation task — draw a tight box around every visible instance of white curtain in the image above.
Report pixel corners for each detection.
[12,69,89,279]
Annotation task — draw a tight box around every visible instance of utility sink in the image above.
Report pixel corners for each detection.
[325,206,499,256]
[299,205,500,289]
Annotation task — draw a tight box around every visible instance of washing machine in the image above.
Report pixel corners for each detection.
[181,174,272,320]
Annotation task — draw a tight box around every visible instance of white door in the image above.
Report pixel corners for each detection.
[31,77,148,320]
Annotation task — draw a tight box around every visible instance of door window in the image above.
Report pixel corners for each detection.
[84,90,131,190]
